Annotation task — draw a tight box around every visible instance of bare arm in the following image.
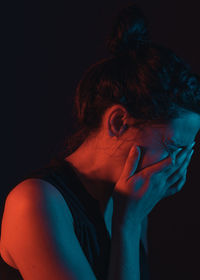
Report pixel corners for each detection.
[107,213,142,280]
[107,207,148,280]
[0,179,97,280]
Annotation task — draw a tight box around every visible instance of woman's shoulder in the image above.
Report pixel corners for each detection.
[6,178,74,222]
[0,178,97,279]
[8,178,64,199]
[8,178,61,196]
[0,178,74,259]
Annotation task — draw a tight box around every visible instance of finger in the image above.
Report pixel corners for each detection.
[170,147,184,165]
[177,169,187,191]
[165,173,187,196]
[174,142,195,165]
[163,139,195,163]
[164,147,193,177]
[120,145,141,180]
[137,141,194,178]
[141,154,173,176]
[167,149,193,187]
[165,169,187,197]
[167,150,193,187]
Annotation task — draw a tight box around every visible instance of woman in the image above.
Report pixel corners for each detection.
[1,3,200,280]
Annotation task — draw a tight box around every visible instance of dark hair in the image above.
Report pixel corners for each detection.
[57,3,200,159]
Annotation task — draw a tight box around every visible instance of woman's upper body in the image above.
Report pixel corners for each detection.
[1,2,200,279]
[1,106,199,279]
[0,158,149,280]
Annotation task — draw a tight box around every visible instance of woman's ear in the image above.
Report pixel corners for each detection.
[108,108,129,137]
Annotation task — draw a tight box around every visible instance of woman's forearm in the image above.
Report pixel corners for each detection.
[107,221,142,280]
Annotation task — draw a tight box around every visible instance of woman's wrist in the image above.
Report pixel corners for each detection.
[112,191,142,232]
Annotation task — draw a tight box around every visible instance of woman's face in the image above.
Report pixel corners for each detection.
[133,111,200,172]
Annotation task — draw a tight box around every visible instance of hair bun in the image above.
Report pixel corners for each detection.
[106,3,151,56]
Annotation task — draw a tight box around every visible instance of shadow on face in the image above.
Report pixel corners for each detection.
[134,110,200,172]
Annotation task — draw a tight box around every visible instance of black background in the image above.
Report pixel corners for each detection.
[1,0,200,279]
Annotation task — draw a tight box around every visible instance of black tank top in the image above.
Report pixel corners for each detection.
[0,158,150,280]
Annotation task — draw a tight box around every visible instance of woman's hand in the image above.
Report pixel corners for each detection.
[160,147,194,199]
[112,143,194,228]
